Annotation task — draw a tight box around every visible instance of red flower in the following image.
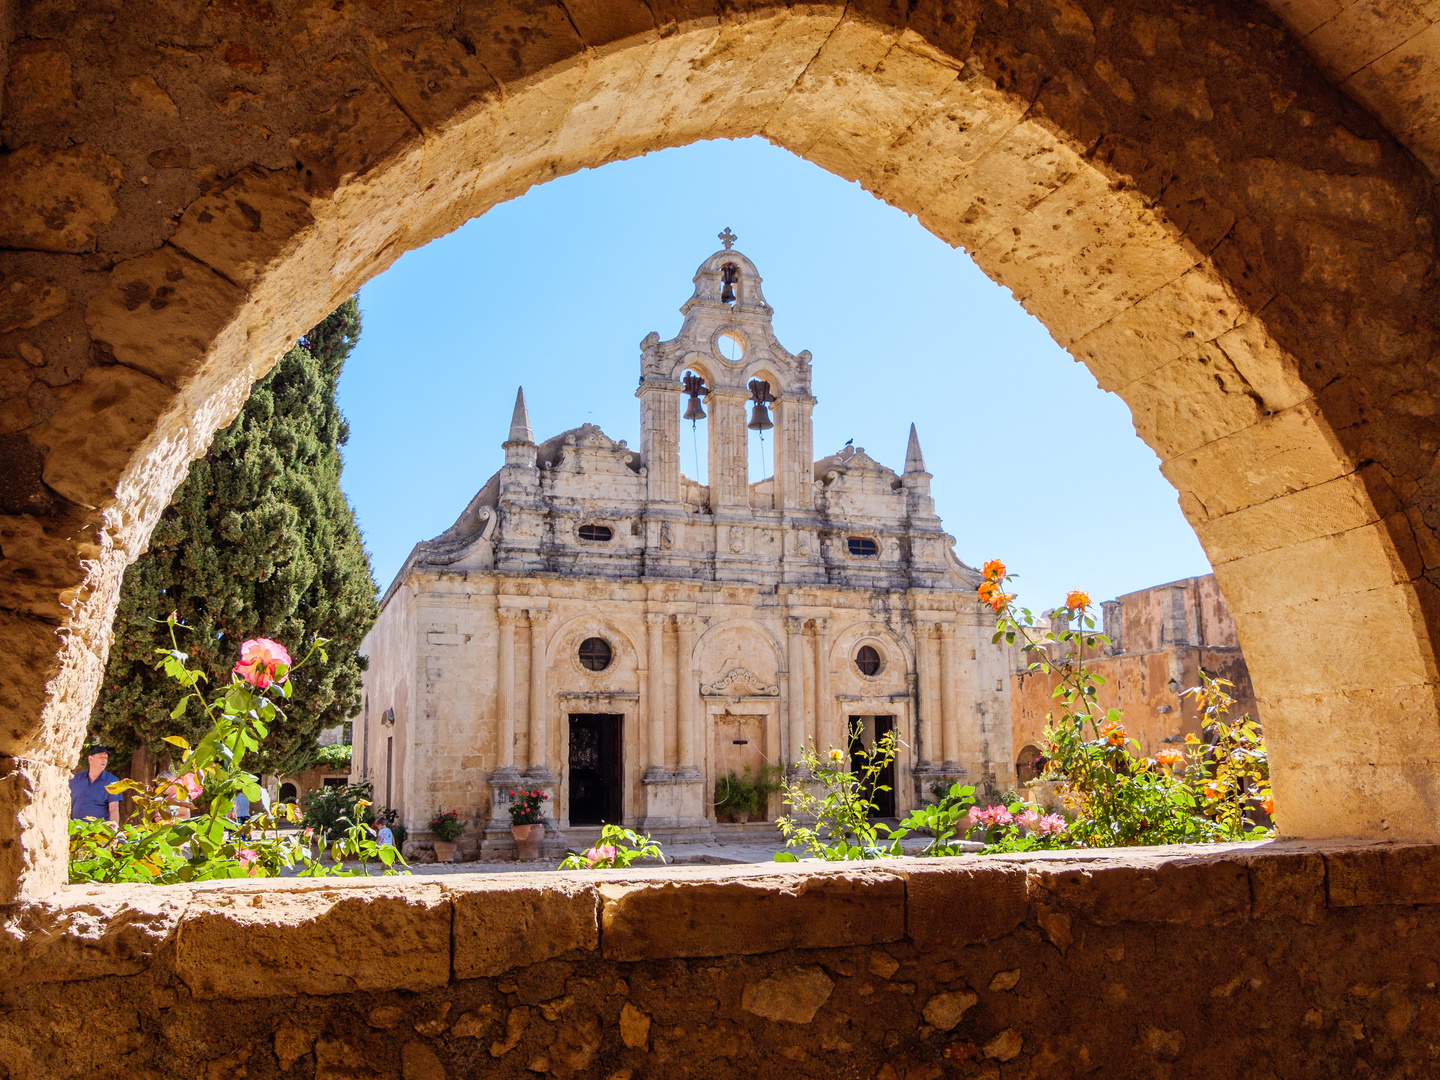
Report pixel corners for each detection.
[233,638,291,689]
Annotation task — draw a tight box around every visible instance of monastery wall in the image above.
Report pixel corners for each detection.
[4,845,1438,1078]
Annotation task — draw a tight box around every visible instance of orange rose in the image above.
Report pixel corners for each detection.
[1261,796,1274,816]
[1065,590,1091,611]
[1099,720,1127,746]
[982,559,1006,581]
[1155,748,1185,768]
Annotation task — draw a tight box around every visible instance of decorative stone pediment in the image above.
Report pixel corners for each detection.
[701,668,779,697]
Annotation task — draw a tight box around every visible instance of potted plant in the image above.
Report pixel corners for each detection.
[428,808,466,862]
[507,789,549,860]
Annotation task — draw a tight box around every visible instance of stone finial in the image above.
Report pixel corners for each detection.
[508,386,534,445]
[718,227,737,250]
[903,423,928,475]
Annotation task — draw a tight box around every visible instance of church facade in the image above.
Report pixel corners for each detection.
[354,235,1014,856]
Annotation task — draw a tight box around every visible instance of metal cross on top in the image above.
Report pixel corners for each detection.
[718,227,737,250]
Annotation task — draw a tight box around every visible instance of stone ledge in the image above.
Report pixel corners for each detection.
[2,841,1436,991]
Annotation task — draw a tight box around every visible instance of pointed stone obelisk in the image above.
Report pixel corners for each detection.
[508,386,534,445]
[903,422,927,476]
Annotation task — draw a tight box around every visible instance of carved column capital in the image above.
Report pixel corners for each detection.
[811,617,831,636]
[935,621,957,639]
[528,608,550,627]
[497,607,527,626]
[645,612,671,630]
[785,616,806,635]
[674,613,700,632]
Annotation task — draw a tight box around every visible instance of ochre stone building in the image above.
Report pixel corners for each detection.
[357,240,1013,853]
[1010,574,1258,778]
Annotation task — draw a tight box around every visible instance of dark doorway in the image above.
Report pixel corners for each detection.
[569,713,623,825]
[849,715,897,818]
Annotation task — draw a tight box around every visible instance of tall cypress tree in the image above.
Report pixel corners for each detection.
[90,299,378,773]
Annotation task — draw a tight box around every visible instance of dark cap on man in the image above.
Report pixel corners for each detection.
[86,744,111,756]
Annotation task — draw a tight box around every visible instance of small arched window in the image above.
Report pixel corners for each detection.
[579,523,613,542]
[847,536,879,557]
[578,637,613,672]
[855,645,882,677]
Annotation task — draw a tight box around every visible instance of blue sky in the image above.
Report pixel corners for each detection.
[337,136,1210,611]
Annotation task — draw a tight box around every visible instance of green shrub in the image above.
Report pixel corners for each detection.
[302,781,376,845]
[312,743,353,770]
[714,765,783,820]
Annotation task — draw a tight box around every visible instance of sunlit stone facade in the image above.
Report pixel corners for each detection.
[356,240,1013,855]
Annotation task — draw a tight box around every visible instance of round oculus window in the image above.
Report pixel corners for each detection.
[717,331,745,362]
[855,645,882,677]
[578,637,613,672]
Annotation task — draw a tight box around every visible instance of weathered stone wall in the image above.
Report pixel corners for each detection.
[3,0,1440,898]
[3,845,1439,1078]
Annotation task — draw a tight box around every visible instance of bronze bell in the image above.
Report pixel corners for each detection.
[720,262,739,305]
[682,372,710,421]
[684,394,707,421]
[747,378,775,431]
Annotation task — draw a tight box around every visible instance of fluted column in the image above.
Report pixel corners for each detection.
[813,617,831,753]
[675,614,700,774]
[526,610,550,779]
[645,613,670,775]
[938,622,960,767]
[786,617,807,765]
[496,607,524,770]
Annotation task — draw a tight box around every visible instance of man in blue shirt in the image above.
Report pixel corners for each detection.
[69,744,121,824]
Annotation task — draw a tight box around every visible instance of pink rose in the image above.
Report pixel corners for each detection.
[1040,814,1067,836]
[966,806,984,827]
[237,848,261,875]
[1017,809,1041,833]
[584,844,618,866]
[233,638,292,689]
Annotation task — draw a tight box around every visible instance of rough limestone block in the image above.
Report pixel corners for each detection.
[1326,843,1440,907]
[450,876,598,979]
[900,861,1028,949]
[599,867,904,961]
[0,883,189,983]
[1026,855,1251,926]
[1242,848,1325,924]
[175,881,451,998]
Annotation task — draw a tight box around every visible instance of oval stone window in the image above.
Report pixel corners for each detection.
[579,523,613,542]
[847,536,879,557]
[855,645,882,677]
[578,637,613,672]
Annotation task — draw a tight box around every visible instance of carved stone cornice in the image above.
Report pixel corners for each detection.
[701,668,780,697]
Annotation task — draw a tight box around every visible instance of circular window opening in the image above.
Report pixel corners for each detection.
[578,637,613,672]
[718,331,745,362]
[855,645,882,677]
[847,536,879,557]
[579,523,613,542]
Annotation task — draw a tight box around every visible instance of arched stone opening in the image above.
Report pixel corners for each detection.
[2,0,1438,900]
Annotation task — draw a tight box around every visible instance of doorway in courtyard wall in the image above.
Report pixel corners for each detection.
[849,716,897,819]
[569,714,623,826]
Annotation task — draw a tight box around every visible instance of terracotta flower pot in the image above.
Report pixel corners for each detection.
[432,839,458,862]
[511,822,544,861]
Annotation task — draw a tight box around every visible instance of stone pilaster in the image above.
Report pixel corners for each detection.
[525,609,552,784]
[937,622,960,770]
[644,612,670,778]
[812,617,832,754]
[785,617,807,767]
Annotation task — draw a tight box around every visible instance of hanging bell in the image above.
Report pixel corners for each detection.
[747,401,773,431]
[684,394,707,421]
[720,262,739,305]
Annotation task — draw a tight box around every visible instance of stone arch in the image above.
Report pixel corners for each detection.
[545,614,642,686]
[830,621,917,682]
[3,0,1439,897]
[691,618,785,679]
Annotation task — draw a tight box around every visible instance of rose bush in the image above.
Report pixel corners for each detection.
[69,615,406,882]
